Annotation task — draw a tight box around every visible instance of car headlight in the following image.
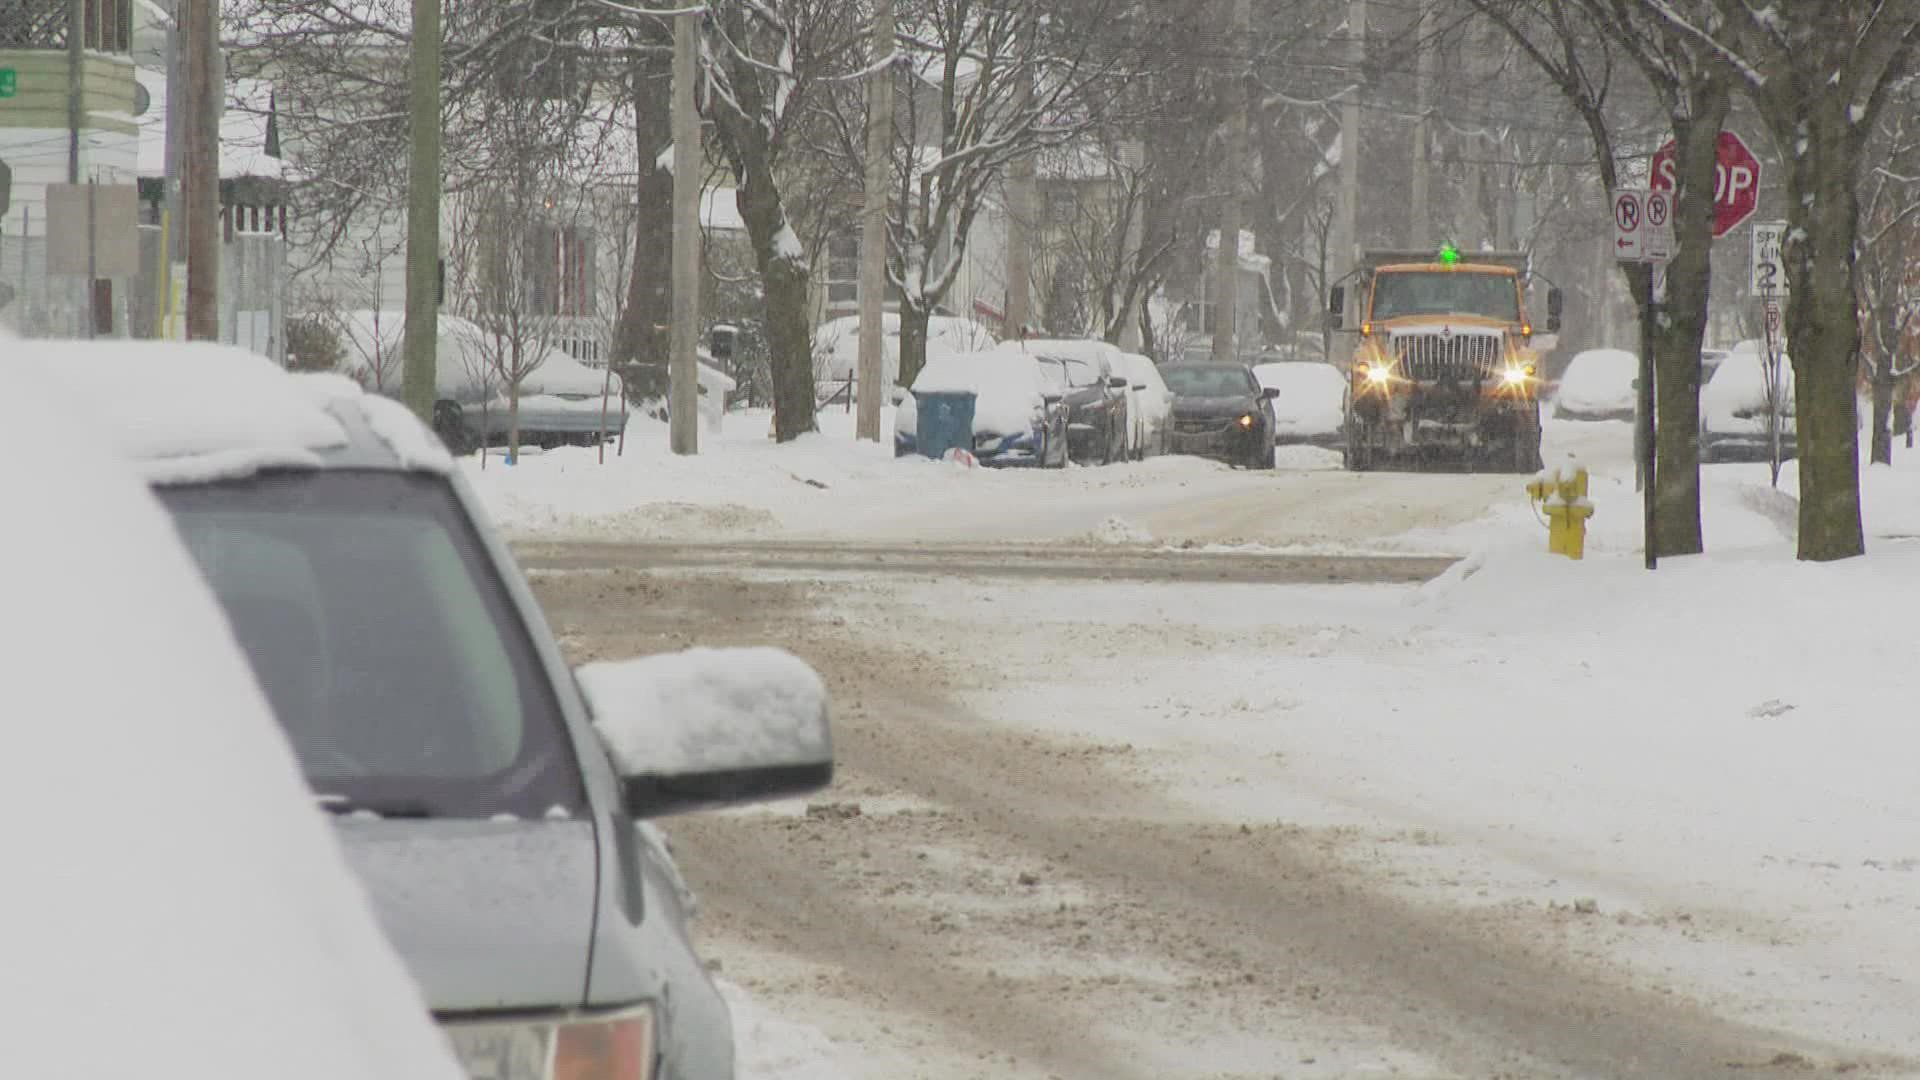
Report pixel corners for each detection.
[444,1005,657,1080]
[1238,414,1255,428]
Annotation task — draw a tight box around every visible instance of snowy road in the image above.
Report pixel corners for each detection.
[529,554,1918,1080]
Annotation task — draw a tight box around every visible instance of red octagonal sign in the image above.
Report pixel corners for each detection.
[1650,130,1762,239]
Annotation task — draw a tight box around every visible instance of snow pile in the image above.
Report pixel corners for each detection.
[579,647,831,778]
[908,350,1053,437]
[720,981,854,1080]
[3,368,464,1080]
[1089,516,1154,545]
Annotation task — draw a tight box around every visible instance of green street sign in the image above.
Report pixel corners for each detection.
[0,69,15,98]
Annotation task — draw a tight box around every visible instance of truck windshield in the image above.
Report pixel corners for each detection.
[1370,271,1519,321]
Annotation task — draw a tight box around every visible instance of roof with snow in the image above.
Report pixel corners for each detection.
[15,340,450,482]
[134,68,286,181]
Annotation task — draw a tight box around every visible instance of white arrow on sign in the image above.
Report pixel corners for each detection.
[1612,189,1645,262]
[1643,189,1673,262]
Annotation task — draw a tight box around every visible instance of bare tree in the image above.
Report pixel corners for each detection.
[1648,3,1920,560]
[1857,84,1920,466]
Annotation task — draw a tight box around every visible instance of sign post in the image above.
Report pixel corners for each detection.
[1612,188,1659,567]
[1751,219,1788,488]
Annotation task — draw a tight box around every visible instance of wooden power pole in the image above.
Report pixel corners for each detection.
[1211,0,1250,362]
[182,0,219,340]
[856,0,893,442]
[1004,60,1035,337]
[669,10,700,455]
[1332,0,1365,288]
[1408,4,1433,247]
[401,0,441,419]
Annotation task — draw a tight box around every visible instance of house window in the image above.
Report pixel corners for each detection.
[826,233,858,306]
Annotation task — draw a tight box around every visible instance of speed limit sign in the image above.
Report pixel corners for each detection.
[1751,221,1787,296]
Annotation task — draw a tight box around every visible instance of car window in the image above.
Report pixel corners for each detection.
[160,470,586,819]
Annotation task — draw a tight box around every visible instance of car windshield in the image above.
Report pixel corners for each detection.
[1162,365,1253,397]
[1037,356,1098,388]
[1370,270,1520,321]
[158,470,585,819]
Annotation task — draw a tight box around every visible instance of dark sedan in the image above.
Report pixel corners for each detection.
[1162,362,1279,468]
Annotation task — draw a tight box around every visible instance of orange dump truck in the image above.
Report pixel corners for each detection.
[1328,247,1562,473]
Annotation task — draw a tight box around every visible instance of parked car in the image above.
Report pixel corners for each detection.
[1114,351,1173,459]
[896,349,1071,467]
[334,309,627,453]
[24,341,837,1080]
[997,338,1131,464]
[1553,347,1640,421]
[8,353,469,1080]
[1702,344,1796,462]
[1252,359,1348,447]
[1161,361,1279,468]
[1700,346,1732,380]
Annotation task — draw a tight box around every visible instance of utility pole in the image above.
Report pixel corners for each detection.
[1211,0,1250,362]
[183,0,219,340]
[401,0,441,418]
[1004,69,1034,338]
[668,10,700,455]
[1332,0,1365,288]
[855,0,893,442]
[1408,3,1433,247]
[67,0,88,335]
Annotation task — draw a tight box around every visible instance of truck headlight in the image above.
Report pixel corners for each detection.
[1359,362,1391,386]
[444,1005,657,1080]
[1501,364,1534,386]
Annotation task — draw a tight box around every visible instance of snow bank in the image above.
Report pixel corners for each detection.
[4,368,464,1080]
[719,980,853,1080]
[909,350,1051,436]
[579,647,831,778]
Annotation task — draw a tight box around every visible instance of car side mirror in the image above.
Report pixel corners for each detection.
[1108,375,1129,390]
[576,647,834,819]
[1132,383,1147,391]
[1261,386,1280,400]
[1328,286,1345,319]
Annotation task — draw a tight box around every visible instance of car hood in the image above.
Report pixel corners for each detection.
[337,818,598,1013]
[1171,395,1259,416]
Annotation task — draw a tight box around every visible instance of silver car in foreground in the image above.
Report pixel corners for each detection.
[27,342,833,1080]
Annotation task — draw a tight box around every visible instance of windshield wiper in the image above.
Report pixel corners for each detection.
[316,793,437,819]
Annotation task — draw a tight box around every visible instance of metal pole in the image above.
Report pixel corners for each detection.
[401,0,442,418]
[1211,0,1249,361]
[1409,5,1433,247]
[183,0,218,340]
[67,0,83,184]
[856,0,892,442]
[85,177,96,337]
[1639,266,1658,570]
[668,10,700,455]
[1332,0,1364,286]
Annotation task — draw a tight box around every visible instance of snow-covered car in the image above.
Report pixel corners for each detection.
[1253,359,1348,447]
[6,356,467,1080]
[22,341,837,1080]
[996,338,1131,465]
[1115,351,1172,459]
[813,312,998,392]
[334,309,628,453]
[896,349,1070,467]
[1702,344,1796,462]
[1552,348,1640,422]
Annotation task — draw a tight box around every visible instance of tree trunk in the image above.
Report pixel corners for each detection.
[1645,88,1727,558]
[731,150,814,441]
[612,52,673,378]
[1782,128,1867,560]
[898,302,930,390]
[507,381,522,462]
[1871,364,1893,466]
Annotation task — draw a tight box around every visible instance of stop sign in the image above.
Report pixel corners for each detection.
[1650,131,1762,238]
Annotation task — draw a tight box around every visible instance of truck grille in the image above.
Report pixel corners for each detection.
[1392,330,1501,381]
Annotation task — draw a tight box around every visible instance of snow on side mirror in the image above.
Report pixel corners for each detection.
[577,647,834,819]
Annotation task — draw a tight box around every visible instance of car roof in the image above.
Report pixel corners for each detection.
[17,341,453,485]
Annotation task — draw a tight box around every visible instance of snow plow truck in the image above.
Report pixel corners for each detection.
[1327,246,1562,473]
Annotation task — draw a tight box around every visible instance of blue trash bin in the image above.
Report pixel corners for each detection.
[915,391,976,460]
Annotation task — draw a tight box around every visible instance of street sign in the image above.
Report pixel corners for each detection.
[1611,188,1645,261]
[1650,131,1762,238]
[0,68,15,99]
[1751,220,1787,296]
[1643,188,1674,261]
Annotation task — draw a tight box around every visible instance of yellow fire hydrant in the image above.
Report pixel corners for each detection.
[1526,456,1595,559]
